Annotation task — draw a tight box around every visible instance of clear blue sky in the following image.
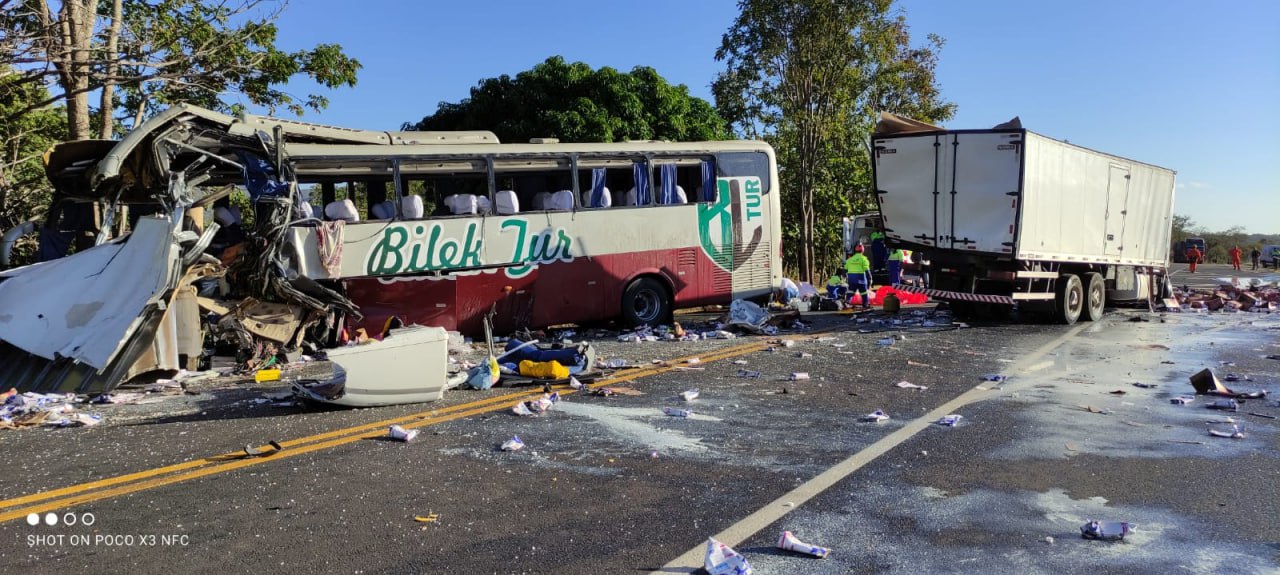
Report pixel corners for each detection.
[253,0,1279,235]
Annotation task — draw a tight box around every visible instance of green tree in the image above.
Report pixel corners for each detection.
[713,0,955,282]
[3,0,361,140]
[0,65,65,265]
[404,56,731,143]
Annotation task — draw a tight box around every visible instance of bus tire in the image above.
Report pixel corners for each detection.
[1055,274,1083,325]
[622,277,671,327]
[1082,272,1105,322]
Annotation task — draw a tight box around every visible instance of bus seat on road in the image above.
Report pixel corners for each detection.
[496,190,519,214]
[549,190,575,211]
[324,199,360,222]
[450,194,478,215]
[370,200,396,220]
[401,195,424,219]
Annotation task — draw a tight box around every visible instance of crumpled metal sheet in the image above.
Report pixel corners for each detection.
[0,216,180,370]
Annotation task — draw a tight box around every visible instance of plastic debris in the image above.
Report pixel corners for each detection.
[1133,382,1158,389]
[413,513,440,523]
[781,340,796,348]
[389,425,419,442]
[686,357,701,365]
[733,360,749,365]
[1207,425,1245,439]
[663,407,693,418]
[789,372,810,381]
[796,352,813,358]
[681,389,700,402]
[738,370,762,379]
[1170,396,1195,405]
[877,337,894,346]
[895,381,928,391]
[500,436,525,451]
[861,409,890,423]
[776,531,830,558]
[243,441,283,457]
[1207,398,1240,411]
[935,414,963,426]
[983,374,1006,382]
[569,377,584,390]
[1080,520,1131,541]
[704,538,753,575]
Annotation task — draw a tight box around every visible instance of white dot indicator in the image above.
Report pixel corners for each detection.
[44,512,58,526]
[26,513,39,526]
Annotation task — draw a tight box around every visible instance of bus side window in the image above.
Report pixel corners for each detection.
[714,152,770,193]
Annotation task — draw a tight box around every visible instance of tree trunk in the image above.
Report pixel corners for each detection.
[61,0,96,141]
[98,0,122,140]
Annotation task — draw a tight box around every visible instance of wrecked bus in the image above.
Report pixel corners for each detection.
[0,104,782,393]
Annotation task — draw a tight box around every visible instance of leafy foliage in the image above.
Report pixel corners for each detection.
[713,0,954,282]
[404,56,730,143]
[0,66,65,265]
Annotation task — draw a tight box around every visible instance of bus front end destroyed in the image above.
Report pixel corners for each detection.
[0,104,783,398]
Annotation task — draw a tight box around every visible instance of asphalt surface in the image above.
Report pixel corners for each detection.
[2,271,1277,575]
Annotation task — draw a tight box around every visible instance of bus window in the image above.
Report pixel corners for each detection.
[715,151,771,193]
[493,157,574,212]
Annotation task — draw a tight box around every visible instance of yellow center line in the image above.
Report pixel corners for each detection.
[0,331,813,522]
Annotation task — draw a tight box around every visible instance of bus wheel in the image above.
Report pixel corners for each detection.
[1081,272,1105,322]
[1055,274,1083,325]
[622,278,670,327]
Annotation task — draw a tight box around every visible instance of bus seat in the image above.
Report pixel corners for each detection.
[476,196,492,215]
[370,200,396,220]
[625,187,638,206]
[674,185,688,204]
[450,194,478,215]
[533,191,552,211]
[582,186,612,208]
[401,195,424,219]
[549,190,575,211]
[496,190,519,214]
[324,199,360,222]
[295,202,315,220]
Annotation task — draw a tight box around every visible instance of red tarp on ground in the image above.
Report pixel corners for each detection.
[870,286,928,305]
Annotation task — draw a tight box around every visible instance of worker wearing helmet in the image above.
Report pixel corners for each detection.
[845,244,872,310]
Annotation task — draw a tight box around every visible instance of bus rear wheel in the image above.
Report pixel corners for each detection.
[622,278,671,327]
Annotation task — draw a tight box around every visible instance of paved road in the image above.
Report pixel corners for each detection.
[1,303,1277,574]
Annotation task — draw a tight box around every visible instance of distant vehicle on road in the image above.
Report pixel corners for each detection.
[1172,237,1206,263]
[870,113,1177,325]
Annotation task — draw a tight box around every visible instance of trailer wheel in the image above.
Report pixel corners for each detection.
[1081,272,1105,322]
[1055,274,1083,325]
[622,277,671,327]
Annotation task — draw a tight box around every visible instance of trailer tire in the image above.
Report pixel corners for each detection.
[1081,272,1105,322]
[622,277,671,327]
[1055,274,1083,325]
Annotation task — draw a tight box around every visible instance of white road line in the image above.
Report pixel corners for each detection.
[653,321,1093,574]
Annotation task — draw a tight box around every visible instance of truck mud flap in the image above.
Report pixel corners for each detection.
[892,283,1015,305]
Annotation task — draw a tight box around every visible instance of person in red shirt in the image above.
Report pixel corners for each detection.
[1228,245,1242,271]
[1186,246,1202,273]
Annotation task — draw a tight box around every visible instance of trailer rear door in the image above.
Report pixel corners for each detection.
[874,130,1022,255]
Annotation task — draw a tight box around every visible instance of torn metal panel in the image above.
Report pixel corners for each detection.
[293,326,449,407]
[0,216,180,371]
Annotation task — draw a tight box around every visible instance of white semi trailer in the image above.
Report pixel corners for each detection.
[872,114,1176,324]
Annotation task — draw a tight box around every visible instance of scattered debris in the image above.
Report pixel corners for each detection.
[776,531,830,558]
[935,414,963,427]
[876,337,894,346]
[895,381,928,391]
[243,441,283,457]
[413,513,440,523]
[500,436,525,451]
[983,374,1007,383]
[1132,383,1158,389]
[789,372,810,381]
[1248,412,1277,419]
[389,425,419,442]
[1170,396,1196,405]
[662,407,693,418]
[1207,399,1240,412]
[1080,520,1131,541]
[738,370,762,379]
[1207,425,1246,439]
[861,410,890,423]
[680,389,700,402]
[1108,390,1127,396]
[705,538,753,575]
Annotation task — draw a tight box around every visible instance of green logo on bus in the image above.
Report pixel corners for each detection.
[698,177,763,272]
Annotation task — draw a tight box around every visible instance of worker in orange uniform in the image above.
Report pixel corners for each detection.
[1186,245,1202,273]
[1228,245,1242,271]
[845,244,872,310]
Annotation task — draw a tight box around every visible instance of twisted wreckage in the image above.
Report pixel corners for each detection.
[0,105,491,398]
